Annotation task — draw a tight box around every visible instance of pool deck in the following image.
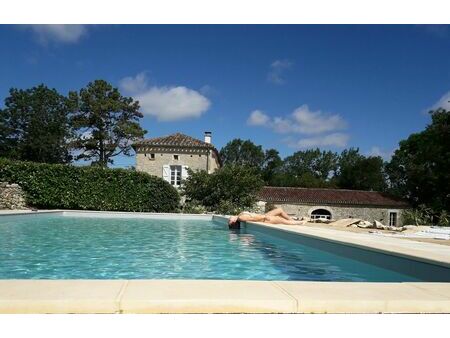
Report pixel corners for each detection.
[241,219,450,268]
[0,209,449,314]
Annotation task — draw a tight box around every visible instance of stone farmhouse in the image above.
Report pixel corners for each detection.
[133,132,221,188]
[133,132,408,226]
[258,186,409,226]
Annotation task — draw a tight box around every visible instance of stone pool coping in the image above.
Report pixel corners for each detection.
[0,210,449,313]
[0,280,449,313]
[234,218,450,268]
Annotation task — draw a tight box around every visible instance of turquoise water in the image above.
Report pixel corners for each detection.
[0,214,448,281]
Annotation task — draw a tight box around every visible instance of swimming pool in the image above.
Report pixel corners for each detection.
[1,212,449,281]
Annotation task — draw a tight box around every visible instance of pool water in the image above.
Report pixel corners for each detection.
[0,214,449,281]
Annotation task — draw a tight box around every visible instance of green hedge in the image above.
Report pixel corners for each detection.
[0,158,180,212]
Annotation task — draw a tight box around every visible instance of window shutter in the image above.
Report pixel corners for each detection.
[162,165,170,182]
[181,165,189,180]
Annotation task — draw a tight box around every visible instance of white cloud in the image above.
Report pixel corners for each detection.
[119,72,211,122]
[248,104,346,135]
[247,104,349,149]
[267,59,293,85]
[119,72,149,94]
[27,25,88,44]
[247,110,270,126]
[287,105,346,134]
[367,146,394,160]
[429,91,450,111]
[288,133,349,149]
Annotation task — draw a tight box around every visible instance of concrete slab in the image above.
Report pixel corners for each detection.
[408,283,450,298]
[275,281,450,313]
[0,280,125,314]
[119,280,297,313]
[247,221,450,268]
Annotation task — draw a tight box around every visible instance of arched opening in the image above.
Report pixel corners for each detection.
[310,208,332,221]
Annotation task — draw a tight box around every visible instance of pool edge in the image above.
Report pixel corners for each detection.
[243,220,450,269]
[0,279,449,314]
[1,211,449,313]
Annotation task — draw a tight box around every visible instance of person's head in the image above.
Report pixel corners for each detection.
[228,216,241,229]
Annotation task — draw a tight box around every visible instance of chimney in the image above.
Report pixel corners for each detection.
[204,131,212,144]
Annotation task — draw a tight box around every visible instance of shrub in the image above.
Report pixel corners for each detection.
[401,205,434,226]
[182,200,207,214]
[0,158,180,212]
[182,165,264,214]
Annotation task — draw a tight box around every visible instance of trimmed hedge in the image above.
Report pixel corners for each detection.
[0,158,180,212]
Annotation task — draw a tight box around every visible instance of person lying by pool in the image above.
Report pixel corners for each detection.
[227,207,307,229]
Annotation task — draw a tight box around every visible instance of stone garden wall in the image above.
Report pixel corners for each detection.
[0,182,27,209]
[262,201,405,226]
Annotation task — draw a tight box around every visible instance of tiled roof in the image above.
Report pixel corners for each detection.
[133,133,215,149]
[258,186,409,208]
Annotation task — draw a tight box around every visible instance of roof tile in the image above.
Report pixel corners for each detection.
[133,133,215,149]
[258,186,409,208]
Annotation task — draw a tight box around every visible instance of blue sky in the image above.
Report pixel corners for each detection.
[1,25,449,168]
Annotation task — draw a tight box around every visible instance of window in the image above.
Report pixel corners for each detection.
[389,212,398,226]
[311,209,332,221]
[150,153,155,160]
[173,155,179,160]
[170,165,182,187]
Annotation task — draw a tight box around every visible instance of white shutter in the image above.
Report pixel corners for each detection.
[181,165,189,180]
[162,165,170,183]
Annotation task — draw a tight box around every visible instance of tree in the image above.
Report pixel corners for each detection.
[0,85,73,163]
[386,109,450,214]
[261,148,283,183]
[219,139,265,168]
[69,80,146,167]
[182,165,264,214]
[336,148,387,191]
[282,148,339,180]
[269,171,336,188]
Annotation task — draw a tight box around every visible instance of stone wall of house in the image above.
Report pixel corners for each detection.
[136,146,220,178]
[264,201,405,226]
[0,182,27,209]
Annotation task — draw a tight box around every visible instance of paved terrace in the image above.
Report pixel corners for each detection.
[0,210,449,313]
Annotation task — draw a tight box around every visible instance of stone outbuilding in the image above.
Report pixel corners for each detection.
[133,132,221,188]
[258,186,409,226]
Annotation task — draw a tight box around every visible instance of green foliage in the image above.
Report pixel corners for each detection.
[386,109,450,215]
[182,201,208,214]
[219,139,265,168]
[69,80,146,167]
[0,85,73,164]
[437,210,449,227]
[219,140,388,191]
[215,200,245,215]
[262,149,283,183]
[182,165,264,214]
[283,148,339,180]
[269,172,337,188]
[335,148,387,191]
[0,158,180,212]
[401,205,434,226]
